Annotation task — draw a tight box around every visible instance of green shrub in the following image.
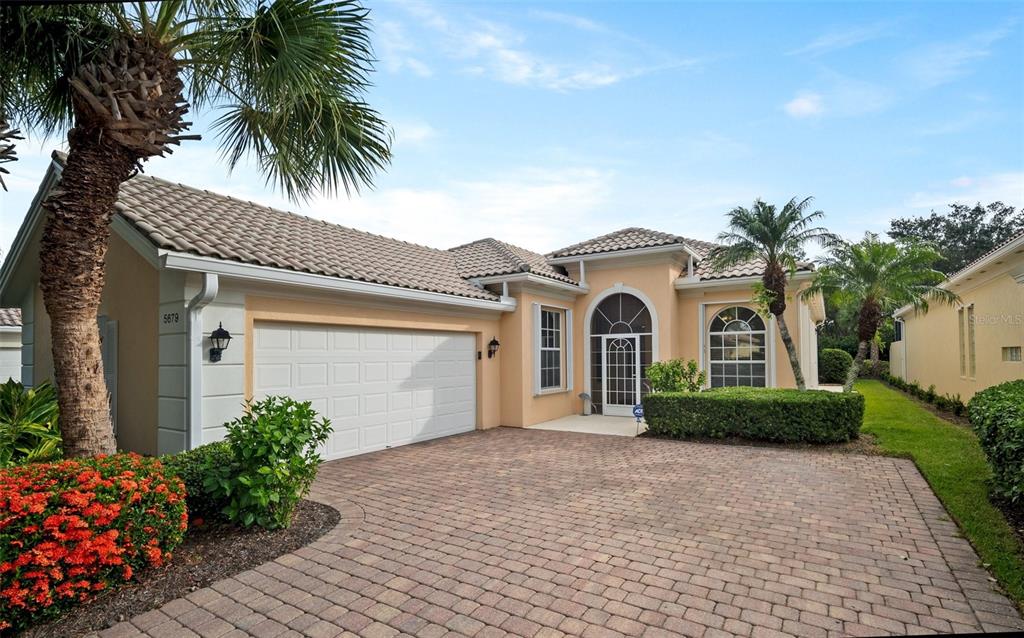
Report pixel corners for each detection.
[162,441,232,522]
[818,349,853,384]
[857,360,890,379]
[646,358,705,392]
[0,380,60,468]
[643,387,864,444]
[204,396,331,529]
[969,380,1024,505]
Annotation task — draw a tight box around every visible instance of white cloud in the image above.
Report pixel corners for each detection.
[906,172,1024,210]
[528,9,604,34]
[393,121,437,147]
[376,21,433,77]
[788,22,894,56]
[903,21,1018,88]
[392,1,697,92]
[783,92,825,118]
[304,166,615,252]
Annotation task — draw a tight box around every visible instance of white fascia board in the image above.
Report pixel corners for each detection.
[0,158,63,301]
[0,326,21,333]
[674,271,814,290]
[159,251,518,312]
[547,243,697,265]
[473,272,588,295]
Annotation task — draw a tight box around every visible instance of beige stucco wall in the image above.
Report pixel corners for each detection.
[508,289,578,427]
[29,232,159,454]
[893,259,1023,401]
[244,295,505,429]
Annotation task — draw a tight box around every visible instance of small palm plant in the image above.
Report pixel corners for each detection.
[0,380,61,467]
[1,1,391,456]
[709,197,837,390]
[802,233,958,391]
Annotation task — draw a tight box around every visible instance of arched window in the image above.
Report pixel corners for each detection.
[708,306,767,388]
[590,293,653,415]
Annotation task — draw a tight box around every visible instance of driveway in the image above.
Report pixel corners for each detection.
[99,429,1022,637]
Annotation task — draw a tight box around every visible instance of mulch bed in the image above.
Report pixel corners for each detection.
[23,499,340,638]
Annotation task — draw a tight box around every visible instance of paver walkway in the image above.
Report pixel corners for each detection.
[95,428,1023,637]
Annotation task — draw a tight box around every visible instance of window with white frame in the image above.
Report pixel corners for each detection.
[967,304,976,378]
[708,306,767,388]
[958,307,966,376]
[540,308,563,390]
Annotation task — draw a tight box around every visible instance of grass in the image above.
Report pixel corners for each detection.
[857,379,1024,608]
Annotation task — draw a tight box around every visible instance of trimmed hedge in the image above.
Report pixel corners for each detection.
[162,441,232,522]
[969,380,1024,505]
[818,348,853,384]
[858,360,890,379]
[0,454,186,632]
[643,387,864,443]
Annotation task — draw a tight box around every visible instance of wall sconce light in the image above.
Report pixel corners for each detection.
[487,337,500,359]
[209,322,232,362]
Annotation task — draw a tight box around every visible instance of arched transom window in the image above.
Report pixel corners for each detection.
[708,306,767,388]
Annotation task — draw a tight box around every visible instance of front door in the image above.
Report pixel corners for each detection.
[602,334,641,416]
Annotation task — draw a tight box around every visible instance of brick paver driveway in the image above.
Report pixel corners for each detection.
[102,429,1022,638]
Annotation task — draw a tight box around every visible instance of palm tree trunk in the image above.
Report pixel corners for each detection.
[844,340,869,392]
[775,312,806,390]
[870,339,879,365]
[39,127,136,457]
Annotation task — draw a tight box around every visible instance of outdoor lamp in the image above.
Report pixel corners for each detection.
[209,322,232,362]
[487,337,500,358]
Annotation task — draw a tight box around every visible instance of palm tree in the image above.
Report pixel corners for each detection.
[709,197,836,390]
[1,1,391,456]
[803,233,957,392]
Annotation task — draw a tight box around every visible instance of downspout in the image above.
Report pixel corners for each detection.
[186,273,219,450]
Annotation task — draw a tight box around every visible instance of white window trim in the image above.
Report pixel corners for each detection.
[967,304,976,380]
[533,303,574,396]
[707,306,769,389]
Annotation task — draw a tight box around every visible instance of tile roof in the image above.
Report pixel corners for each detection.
[0,308,21,327]
[547,227,811,280]
[449,238,576,284]
[115,176,499,301]
[62,154,809,298]
[548,227,716,259]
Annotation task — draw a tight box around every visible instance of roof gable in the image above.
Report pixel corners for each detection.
[449,238,575,284]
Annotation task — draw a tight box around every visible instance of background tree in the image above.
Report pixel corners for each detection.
[1,1,391,456]
[889,202,1023,274]
[709,197,836,390]
[803,233,957,392]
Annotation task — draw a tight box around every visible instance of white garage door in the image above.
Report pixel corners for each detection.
[253,322,477,460]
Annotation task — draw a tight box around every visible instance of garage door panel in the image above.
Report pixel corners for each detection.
[254,322,476,460]
[332,330,359,351]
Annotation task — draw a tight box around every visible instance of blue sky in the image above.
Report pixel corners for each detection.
[2,1,1022,256]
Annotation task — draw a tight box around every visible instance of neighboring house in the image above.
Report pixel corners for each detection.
[0,152,825,458]
[890,231,1024,401]
[0,308,22,382]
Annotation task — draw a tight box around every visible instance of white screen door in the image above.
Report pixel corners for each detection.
[602,335,640,416]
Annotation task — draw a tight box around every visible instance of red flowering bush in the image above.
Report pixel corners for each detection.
[0,454,186,632]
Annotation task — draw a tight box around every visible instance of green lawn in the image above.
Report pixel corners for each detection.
[858,379,1024,608]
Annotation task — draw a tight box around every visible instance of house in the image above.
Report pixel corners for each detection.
[0,308,21,382]
[890,231,1024,401]
[0,152,825,458]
